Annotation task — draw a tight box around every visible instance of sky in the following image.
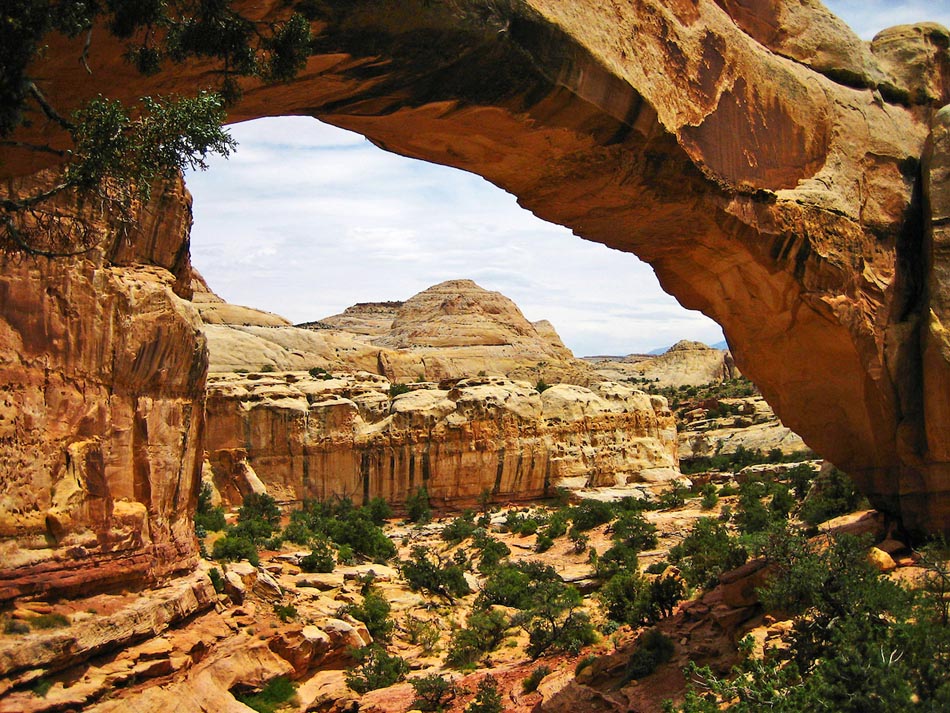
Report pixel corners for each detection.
[185,1,949,357]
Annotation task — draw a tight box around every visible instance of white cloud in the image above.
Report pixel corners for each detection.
[825,1,950,39]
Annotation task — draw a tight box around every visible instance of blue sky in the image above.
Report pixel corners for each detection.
[186,2,949,357]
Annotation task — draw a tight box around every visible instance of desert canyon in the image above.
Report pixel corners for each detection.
[2,0,950,711]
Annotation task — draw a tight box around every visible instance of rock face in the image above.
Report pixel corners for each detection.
[202,279,596,385]
[0,174,205,602]
[204,373,678,507]
[3,0,950,547]
[590,341,739,388]
[678,396,809,462]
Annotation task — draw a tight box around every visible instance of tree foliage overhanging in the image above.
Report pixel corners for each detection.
[1,1,314,255]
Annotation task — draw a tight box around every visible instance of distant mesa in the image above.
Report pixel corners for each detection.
[586,339,739,388]
[194,277,595,385]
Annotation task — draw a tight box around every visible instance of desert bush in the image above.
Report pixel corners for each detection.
[404,614,441,654]
[410,674,457,712]
[212,535,259,566]
[389,382,411,398]
[234,676,297,713]
[406,486,431,524]
[399,545,471,601]
[799,467,861,526]
[700,483,719,510]
[194,481,227,532]
[344,645,409,694]
[624,628,674,681]
[521,665,551,693]
[446,608,509,667]
[466,675,503,713]
[472,529,511,573]
[609,510,659,551]
[299,537,336,573]
[668,517,747,590]
[442,510,477,544]
[340,582,393,641]
[570,499,615,531]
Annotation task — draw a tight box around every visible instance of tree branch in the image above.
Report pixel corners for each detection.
[28,83,73,130]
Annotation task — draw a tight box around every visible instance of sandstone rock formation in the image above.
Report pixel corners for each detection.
[204,373,678,508]
[589,341,739,388]
[0,174,205,602]
[200,279,597,385]
[2,0,950,581]
[678,396,809,462]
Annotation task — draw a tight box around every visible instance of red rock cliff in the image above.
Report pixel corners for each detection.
[0,173,206,601]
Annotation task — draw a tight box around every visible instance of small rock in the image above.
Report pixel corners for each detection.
[867,547,897,572]
[224,570,246,604]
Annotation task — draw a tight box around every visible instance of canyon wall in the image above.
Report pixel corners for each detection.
[204,373,678,508]
[0,175,205,601]
[1,0,949,586]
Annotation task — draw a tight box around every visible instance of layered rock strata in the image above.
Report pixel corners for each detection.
[589,340,739,388]
[1,0,950,559]
[0,175,205,602]
[200,279,597,385]
[204,373,678,507]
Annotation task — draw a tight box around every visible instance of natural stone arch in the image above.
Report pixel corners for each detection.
[3,1,950,600]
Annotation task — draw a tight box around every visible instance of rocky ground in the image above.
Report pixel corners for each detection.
[0,463,922,713]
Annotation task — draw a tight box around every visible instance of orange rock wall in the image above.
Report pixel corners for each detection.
[204,377,678,508]
[0,175,206,601]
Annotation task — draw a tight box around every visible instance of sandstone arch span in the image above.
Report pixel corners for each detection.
[2,0,950,597]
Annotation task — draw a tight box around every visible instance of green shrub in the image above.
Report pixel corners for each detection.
[365,496,392,525]
[212,535,259,566]
[472,530,510,573]
[535,532,554,553]
[786,462,817,500]
[575,653,599,676]
[389,382,411,398]
[624,628,674,681]
[399,545,471,601]
[308,366,333,380]
[535,380,551,393]
[29,613,70,630]
[442,510,477,544]
[668,517,747,590]
[208,567,225,593]
[4,618,30,635]
[404,614,441,654]
[234,676,297,713]
[799,467,861,526]
[667,529,950,712]
[299,537,336,573]
[344,645,409,694]
[406,486,432,524]
[600,571,684,626]
[658,481,688,510]
[521,665,551,693]
[609,510,659,551]
[596,541,640,580]
[410,673,457,712]
[700,483,719,510]
[570,500,615,531]
[273,604,297,622]
[446,608,509,667]
[195,481,227,532]
[340,583,393,641]
[466,675,503,713]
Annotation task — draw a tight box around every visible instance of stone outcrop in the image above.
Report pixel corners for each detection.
[678,396,809,462]
[204,373,678,507]
[201,279,597,385]
[0,174,205,602]
[590,341,739,388]
[2,0,950,561]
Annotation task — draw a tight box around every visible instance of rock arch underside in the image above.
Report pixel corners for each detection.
[2,0,950,598]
